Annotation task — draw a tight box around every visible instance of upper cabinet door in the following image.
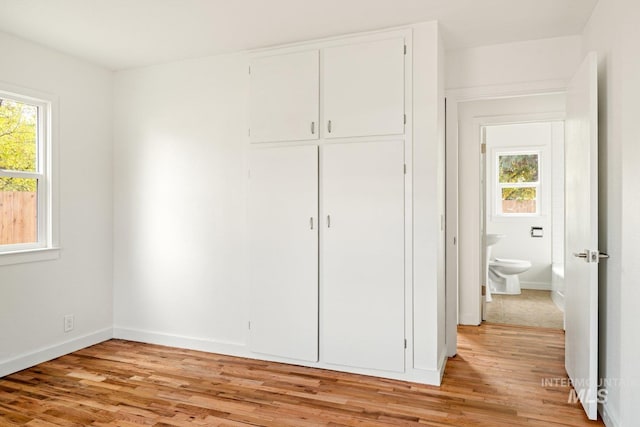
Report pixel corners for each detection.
[323,37,405,139]
[249,50,319,143]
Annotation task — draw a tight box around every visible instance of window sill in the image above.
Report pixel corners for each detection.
[491,214,548,222]
[0,247,60,266]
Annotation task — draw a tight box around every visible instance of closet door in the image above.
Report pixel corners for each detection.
[248,146,318,361]
[249,50,319,143]
[323,37,405,139]
[322,140,405,372]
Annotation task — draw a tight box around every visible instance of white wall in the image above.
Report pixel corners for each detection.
[412,22,447,377]
[581,0,640,425]
[113,53,250,349]
[446,35,582,90]
[551,122,565,309]
[485,121,562,289]
[0,32,113,375]
[550,122,565,266]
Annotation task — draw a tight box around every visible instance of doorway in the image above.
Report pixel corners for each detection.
[454,93,566,326]
[445,90,568,356]
[445,53,601,421]
[481,121,565,329]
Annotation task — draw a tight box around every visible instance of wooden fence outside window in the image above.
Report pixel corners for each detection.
[0,191,37,245]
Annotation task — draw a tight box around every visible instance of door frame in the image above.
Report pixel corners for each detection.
[445,79,568,356]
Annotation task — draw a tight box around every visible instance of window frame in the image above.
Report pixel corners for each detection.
[494,148,542,217]
[0,85,58,264]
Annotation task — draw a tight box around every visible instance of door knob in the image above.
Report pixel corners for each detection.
[573,250,609,263]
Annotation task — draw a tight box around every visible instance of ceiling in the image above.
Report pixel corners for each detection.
[0,0,598,71]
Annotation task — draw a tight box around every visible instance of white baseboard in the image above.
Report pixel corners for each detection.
[407,347,448,386]
[520,281,551,291]
[459,312,481,326]
[436,346,448,385]
[0,328,113,378]
[112,327,249,358]
[600,402,619,427]
[551,290,565,311]
[403,367,445,385]
[113,327,444,386]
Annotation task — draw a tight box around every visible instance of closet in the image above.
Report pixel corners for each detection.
[247,34,407,373]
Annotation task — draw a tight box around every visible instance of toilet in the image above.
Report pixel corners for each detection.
[485,234,532,295]
[488,258,532,295]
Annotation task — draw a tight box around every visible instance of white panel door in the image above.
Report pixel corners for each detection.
[323,37,405,139]
[322,140,405,372]
[249,50,319,143]
[248,145,318,361]
[564,52,600,420]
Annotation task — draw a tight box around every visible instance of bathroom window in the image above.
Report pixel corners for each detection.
[496,151,540,216]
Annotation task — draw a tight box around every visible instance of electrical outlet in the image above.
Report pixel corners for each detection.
[64,314,74,332]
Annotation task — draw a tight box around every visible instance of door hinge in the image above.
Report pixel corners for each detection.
[481,143,486,154]
[248,128,251,137]
[404,45,407,55]
[248,66,251,74]
[404,113,407,125]
[404,164,407,175]
[404,339,407,349]
[248,321,251,330]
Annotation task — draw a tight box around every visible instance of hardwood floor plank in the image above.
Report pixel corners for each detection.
[0,324,603,426]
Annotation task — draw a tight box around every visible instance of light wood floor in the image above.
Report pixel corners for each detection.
[0,324,603,426]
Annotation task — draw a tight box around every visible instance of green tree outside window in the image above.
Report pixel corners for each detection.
[0,98,38,191]
[497,153,539,215]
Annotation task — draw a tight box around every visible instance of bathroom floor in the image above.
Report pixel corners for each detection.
[485,289,564,329]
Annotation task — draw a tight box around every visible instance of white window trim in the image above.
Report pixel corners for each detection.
[493,148,542,218]
[0,83,59,265]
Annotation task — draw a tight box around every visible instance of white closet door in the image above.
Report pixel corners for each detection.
[248,146,318,361]
[322,140,405,372]
[250,50,319,143]
[323,37,405,139]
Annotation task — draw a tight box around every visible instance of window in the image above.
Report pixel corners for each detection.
[0,89,55,258]
[496,151,540,216]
